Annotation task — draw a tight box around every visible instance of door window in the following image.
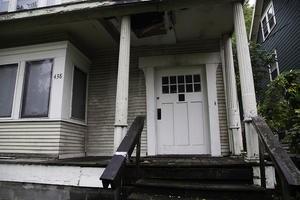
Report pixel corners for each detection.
[162,74,201,94]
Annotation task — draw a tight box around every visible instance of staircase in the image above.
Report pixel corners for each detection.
[124,157,267,200]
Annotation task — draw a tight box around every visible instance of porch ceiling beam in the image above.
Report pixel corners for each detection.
[0,0,236,32]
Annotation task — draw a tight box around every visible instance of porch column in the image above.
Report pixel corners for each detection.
[233,2,259,161]
[114,15,131,152]
[223,33,243,155]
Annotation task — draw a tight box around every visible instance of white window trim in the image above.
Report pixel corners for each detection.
[260,1,276,41]
[269,49,279,81]
[0,41,90,125]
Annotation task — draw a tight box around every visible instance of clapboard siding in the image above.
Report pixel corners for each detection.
[216,65,230,155]
[256,0,300,99]
[87,39,227,156]
[0,121,86,158]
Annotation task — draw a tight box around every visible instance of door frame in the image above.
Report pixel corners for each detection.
[139,52,222,156]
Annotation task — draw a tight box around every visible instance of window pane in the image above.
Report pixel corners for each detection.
[170,85,177,93]
[162,77,169,85]
[186,75,192,83]
[71,67,87,120]
[271,70,278,80]
[193,74,200,83]
[0,64,18,117]
[0,0,9,12]
[262,17,269,38]
[178,76,184,84]
[178,85,185,93]
[21,59,53,118]
[162,86,169,94]
[268,6,275,29]
[186,84,193,92]
[194,84,201,92]
[17,0,37,10]
[170,76,176,84]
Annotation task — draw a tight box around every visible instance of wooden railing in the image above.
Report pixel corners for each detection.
[100,116,145,200]
[252,116,300,200]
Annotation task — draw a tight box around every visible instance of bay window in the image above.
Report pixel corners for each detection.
[0,41,90,123]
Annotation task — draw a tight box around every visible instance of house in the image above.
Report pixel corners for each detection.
[249,0,300,91]
[0,0,284,199]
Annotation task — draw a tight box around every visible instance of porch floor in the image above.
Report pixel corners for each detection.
[0,156,262,167]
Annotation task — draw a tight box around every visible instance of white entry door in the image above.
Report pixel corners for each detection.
[156,67,209,155]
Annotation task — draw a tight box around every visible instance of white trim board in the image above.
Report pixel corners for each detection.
[0,163,105,188]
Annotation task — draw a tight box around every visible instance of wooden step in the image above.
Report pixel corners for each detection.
[127,179,266,200]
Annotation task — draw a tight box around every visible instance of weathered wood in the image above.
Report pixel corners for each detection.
[252,116,300,188]
[100,116,145,189]
[252,117,300,199]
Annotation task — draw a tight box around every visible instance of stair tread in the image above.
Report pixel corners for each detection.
[136,179,265,192]
[127,193,201,200]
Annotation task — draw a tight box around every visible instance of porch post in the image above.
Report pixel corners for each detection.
[114,15,131,152]
[233,2,259,161]
[223,33,243,155]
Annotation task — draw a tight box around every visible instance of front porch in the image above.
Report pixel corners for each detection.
[0,156,276,200]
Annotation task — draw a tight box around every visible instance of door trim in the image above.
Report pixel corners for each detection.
[139,52,222,156]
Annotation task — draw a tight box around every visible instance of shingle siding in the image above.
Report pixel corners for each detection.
[256,0,300,98]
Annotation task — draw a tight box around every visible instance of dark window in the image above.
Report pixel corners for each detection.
[0,64,18,117]
[21,59,53,118]
[71,67,87,120]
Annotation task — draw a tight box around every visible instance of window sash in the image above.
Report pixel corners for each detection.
[0,64,18,118]
[21,59,53,118]
[261,2,276,40]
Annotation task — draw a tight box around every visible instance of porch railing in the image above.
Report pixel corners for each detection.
[100,116,145,200]
[252,116,300,200]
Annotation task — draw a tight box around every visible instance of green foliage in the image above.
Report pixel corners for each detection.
[282,123,300,154]
[233,41,277,100]
[258,70,300,133]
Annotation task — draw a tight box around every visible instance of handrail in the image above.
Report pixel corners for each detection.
[252,116,300,199]
[100,116,145,198]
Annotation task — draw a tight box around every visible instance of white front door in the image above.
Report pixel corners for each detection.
[156,67,209,155]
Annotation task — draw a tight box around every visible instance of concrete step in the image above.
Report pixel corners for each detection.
[127,179,266,200]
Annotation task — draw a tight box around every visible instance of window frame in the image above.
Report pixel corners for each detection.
[20,59,54,118]
[0,63,19,118]
[269,49,279,81]
[70,65,88,121]
[260,1,276,41]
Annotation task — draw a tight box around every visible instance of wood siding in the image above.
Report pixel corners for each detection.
[0,121,86,158]
[256,0,300,98]
[217,65,230,155]
[87,39,230,156]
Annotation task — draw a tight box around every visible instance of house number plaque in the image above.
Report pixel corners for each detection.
[53,73,63,79]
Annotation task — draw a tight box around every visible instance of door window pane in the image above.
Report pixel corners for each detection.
[0,64,18,117]
[71,67,87,120]
[186,75,192,83]
[21,59,53,118]
[170,76,176,84]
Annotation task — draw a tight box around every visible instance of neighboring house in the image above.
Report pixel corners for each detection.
[250,0,300,92]
[0,0,274,198]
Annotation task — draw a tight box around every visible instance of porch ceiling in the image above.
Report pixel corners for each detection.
[0,0,234,53]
